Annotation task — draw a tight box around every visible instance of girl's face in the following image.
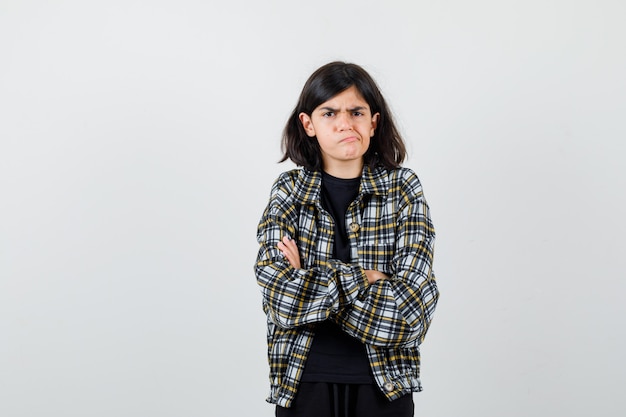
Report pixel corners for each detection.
[299,86,379,177]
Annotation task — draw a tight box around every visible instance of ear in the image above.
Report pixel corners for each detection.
[370,113,380,137]
[299,112,316,137]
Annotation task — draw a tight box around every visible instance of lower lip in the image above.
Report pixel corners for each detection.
[342,137,358,143]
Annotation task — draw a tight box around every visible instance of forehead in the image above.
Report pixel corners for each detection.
[315,85,369,109]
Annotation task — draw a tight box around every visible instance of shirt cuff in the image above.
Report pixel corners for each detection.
[327,260,369,302]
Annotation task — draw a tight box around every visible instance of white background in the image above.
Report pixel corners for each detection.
[1,1,625,416]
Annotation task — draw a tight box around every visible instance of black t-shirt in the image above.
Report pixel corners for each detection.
[300,172,374,384]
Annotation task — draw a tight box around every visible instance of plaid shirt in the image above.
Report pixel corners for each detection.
[255,165,439,408]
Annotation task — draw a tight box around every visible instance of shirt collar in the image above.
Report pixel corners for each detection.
[292,165,389,205]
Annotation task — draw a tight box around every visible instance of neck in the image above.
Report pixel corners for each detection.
[323,160,364,179]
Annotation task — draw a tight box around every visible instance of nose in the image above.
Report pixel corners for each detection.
[336,111,353,131]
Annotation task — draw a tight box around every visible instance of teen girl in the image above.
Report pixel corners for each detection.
[255,61,439,417]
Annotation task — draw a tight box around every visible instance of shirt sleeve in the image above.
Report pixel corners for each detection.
[334,171,440,349]
[254,173,370,330]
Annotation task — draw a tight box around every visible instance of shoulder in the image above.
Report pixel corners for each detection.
[384,167,424,196]
[267,168,318,210]
[267,169,300,200]
[271,169,300,189]
[379,167,428,214]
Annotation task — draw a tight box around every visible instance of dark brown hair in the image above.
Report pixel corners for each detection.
[280,61,406,171]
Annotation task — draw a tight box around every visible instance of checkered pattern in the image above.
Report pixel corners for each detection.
[255,166,439,407]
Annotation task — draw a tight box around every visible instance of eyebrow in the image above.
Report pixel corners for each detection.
[318,106,368,112]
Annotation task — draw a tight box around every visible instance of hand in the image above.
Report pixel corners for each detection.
[364,269,389,285]
[277,236,301,269]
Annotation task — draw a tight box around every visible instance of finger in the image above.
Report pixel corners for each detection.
[277,241,297,265]
[280,237,297,256]
[282,235,298,250]
[278,240,294,255]
[277,241,292,257]
[278,235,301,269]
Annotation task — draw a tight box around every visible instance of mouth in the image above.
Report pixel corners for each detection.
[340,136,359,143]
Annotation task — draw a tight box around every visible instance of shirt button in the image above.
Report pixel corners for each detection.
[384,382,395,392]
[350,223,360,233]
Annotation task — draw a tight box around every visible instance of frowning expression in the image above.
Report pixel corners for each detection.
[299,86,379,174]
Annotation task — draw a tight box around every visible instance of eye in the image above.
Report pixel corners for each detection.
[322,111,335,117]
[353,111,364,117]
